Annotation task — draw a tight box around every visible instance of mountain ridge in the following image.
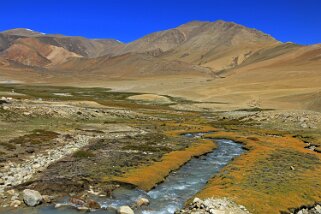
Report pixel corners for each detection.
[0,20,320,79]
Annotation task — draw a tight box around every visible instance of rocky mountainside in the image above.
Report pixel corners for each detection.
[112,20,280,71]
[0,28,123,59]
[0,37,81,67]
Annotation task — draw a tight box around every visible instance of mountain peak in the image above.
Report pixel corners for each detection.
[1,28,45,37]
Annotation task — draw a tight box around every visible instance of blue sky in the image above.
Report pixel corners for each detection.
[1,0,320,44]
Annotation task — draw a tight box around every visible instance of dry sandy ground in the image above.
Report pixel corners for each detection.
[1,54,320,113]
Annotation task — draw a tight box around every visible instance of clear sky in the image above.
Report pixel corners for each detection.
[1,0,320,45]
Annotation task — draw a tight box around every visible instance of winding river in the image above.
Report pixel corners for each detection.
[4,133,244,214]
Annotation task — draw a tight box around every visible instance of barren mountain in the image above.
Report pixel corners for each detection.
[0,37,81,67]
[0,28,124,58]
[35,36,124,58]
[113,20,280,71]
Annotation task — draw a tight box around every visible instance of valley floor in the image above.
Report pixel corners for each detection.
[0,84,320,214]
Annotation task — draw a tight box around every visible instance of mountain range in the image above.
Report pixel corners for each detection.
[2,20,319,75]
[0,20,320,111]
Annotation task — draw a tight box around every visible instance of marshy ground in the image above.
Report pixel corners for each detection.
[0,84,320,213]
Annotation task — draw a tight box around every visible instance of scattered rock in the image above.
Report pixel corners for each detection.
[11,195,19,201]
[42,195,53,203]
[297,209,309,214]
[86,199,101,209]
[54,203,65,208]
[77,206,90,211]
[296,204,321,214]
[193,197,203,204]
[7,189,16,195]
[10,200,21,208]
[22,189,43,207]
[69,197,85,206]
[177,197,250,214]
[118,205,134,214]
[25,147,35,153]
[301,123,308,129]
[290,166,295,170]
[136,197,149,207]
[0,178,4,185]
[23,112,31,116]
[315,205,321,213]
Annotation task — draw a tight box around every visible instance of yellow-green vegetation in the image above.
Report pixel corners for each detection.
[108,138,216,191]
[195,131,321,214]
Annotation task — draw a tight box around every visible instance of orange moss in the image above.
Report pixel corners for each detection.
[107,138,216,191]
[195,131,321,214]
[165,125,216,137]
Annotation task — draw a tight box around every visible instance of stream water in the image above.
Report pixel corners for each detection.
[4,133,244,214]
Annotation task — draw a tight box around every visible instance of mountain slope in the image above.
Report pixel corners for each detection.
[112,20,280,71]
[162,21,280,71]
[0,37,81,67]
[0,28,124,58]
[52,52,212,78]
[35,36,124,57]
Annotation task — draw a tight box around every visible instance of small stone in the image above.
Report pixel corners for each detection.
[118,205,134,214]
[10,200,21,208]
[315,205,321,213]
[25,148,35,154]
[77,206,90,211]
[11,195,18,201]
[290,166,295,170]
[86,199,101,209]
[210,209,224,214]
[55,203,63,208]
[69,197,85,206]
[0,178,4,185]
[136,197,149,207]
[239,205,246,210]
[6,189,15,195]
[300,123,308,128]
[42,195,53,203]
[22,189,43,207]
[193,197,203,204]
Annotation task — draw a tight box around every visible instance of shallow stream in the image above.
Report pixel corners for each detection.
[4,133,244,214]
